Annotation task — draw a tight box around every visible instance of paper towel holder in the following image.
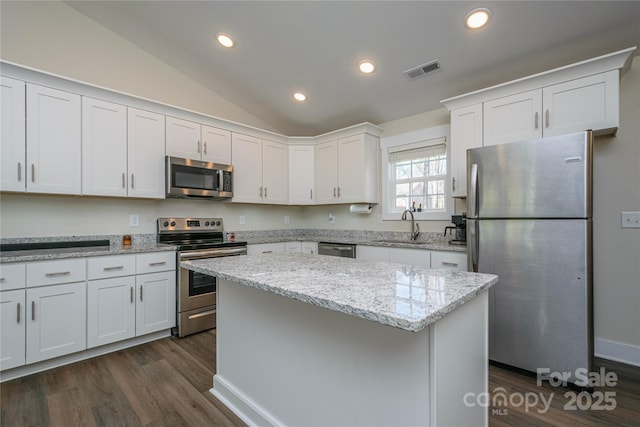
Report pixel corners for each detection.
[349,204,372,214]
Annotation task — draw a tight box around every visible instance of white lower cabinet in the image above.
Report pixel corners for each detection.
[26,282,86,364]
[388,248,431,268]
[430,251,468,271]
[0,289,26,370]
[285,241,302,252]
[247,242,286,255]
[87,276,136,348]
[356,245,391,262]
[301,241,318,254]
[135,271,176,336]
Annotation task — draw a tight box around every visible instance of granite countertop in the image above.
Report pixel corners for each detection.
[244,236,467,253]
[182,252,496,332]
[0,243,177,263]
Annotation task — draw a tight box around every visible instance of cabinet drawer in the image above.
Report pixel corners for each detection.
[430,251,468,271]
[88,255,136,280]
[136,252,176,274]
[26,259,86,287]
[0,263,26,291]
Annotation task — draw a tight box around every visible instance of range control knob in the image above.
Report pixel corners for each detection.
[216,221,221,226]
[163,221,169,227]
[170,221,176,227]
[205,221,210,226]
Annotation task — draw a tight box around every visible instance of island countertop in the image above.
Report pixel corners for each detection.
[181,252,497,332]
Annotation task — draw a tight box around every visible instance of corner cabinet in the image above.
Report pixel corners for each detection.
[0,77,26,192]
[315,127,380,204]
[232,133,289,204]
[289,145,315,204]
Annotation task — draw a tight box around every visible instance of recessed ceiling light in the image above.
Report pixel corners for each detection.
[465,8,491,29]
[293,92,307,102]
[216,32,235,48]
[359,60,376,74]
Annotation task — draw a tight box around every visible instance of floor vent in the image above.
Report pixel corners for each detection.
[404,60,442,80]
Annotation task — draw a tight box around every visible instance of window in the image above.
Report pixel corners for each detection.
[390,144,447,212]
[380,124,452,220]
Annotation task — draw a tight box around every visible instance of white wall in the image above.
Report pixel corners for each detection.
[1,1,639,362]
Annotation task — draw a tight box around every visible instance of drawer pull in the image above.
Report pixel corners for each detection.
[262,251,273,254]
[103,266,124,271]
[441,261,458,267]
[45,271,71,277]
[0,278,5,282]
[149,261,167,267]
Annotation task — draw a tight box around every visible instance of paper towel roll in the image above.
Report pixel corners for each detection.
[349,204,372,214]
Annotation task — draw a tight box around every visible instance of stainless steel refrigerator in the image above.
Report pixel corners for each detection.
[467,130,593,384]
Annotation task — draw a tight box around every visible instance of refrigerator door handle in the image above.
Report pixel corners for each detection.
[469,163,479,218]
[469,220,479,272]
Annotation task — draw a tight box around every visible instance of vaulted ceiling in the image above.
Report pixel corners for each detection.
[67,1,640,136]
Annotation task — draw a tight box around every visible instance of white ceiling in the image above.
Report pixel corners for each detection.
[66,1,640,136]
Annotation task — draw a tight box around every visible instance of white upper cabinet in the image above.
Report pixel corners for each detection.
[289,145,315,205]
[127,108,166,199]
[315,132,379,204]
[82,97,128,197]
[262,139,288,204]
[166,116,232,164]
[26,84,81,195]
[1,77,26,192]
[232,133,288,204]
[450,104,483,198]
[314,140,339,204]
[483,89,542,146]
[542,70,619,137]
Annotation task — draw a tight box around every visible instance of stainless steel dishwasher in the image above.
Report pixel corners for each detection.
[317,242,356,258]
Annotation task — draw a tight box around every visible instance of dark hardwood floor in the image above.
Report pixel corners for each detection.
[2,330,639,426]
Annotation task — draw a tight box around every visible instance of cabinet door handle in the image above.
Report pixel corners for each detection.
[131,174,135,189]
[18,162,22,182]
[545,109,550,128]
[149,261,167,267]
[259,186,263,198]
[333,187,337,198]
[452,177,456,192]
[264,187,268,198]
[31,301,35,321]
[203,141,207,155]
[534,111,539,129]
[17,302,21,323]
[310,189,313,199]
[140,285,143,301]
[441,261,458,267]
[122,173,126,188]
[31,164,35,182]
[337,187,341,197]
[197,140,201,154]
[103,266,124,271]
[45,271,71,277]
[130,286,134,303]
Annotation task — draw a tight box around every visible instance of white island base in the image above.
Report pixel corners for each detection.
[211,278,489,427]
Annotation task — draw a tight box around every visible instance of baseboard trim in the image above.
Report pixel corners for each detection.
[1,329,171,382]
[211,374,284,427]
[595,338,640,367]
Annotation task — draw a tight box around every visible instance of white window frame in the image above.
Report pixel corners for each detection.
[380,124,452,221]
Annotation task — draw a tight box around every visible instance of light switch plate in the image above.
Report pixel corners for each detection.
[284,216,290,224]
[239,215,246,225]
[621,211,640,228]
[129,214,139,227]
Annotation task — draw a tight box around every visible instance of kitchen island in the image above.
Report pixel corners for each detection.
[182,253,498,427]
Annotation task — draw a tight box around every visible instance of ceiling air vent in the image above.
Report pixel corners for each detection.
[404,60,442,81]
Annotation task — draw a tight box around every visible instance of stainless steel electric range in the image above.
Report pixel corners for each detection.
[157,217,247,337]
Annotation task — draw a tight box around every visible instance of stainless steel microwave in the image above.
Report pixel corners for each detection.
[166,156,233,199]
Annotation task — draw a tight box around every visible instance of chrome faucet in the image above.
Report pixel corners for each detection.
[401,209,420,241]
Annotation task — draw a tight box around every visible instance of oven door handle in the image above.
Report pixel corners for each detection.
[180,247,247,259]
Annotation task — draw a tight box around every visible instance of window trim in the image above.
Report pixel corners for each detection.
[380,124,452,221]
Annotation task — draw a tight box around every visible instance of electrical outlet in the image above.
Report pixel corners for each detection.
[621,211,640,228]
[378,214,384,224]
[239,215,246,225]
[284,215,290,224]
[329,213,335,224]
[129,214,139,227]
